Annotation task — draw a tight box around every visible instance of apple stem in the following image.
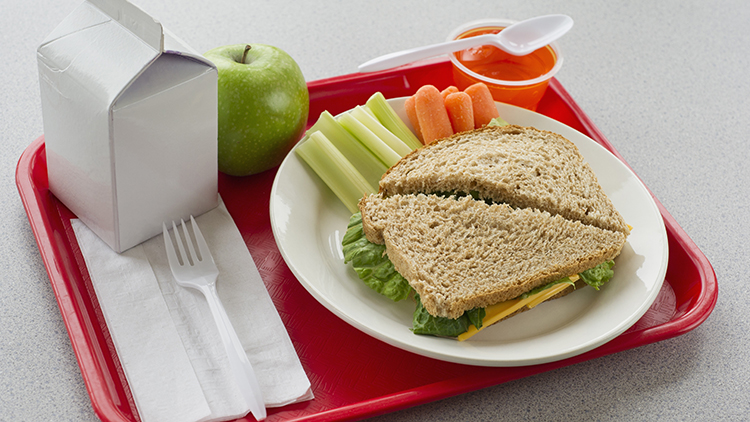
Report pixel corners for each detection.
[241,45,251,64]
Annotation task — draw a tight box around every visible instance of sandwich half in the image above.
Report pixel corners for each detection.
[379,125,630,235]
[350,193,625,339]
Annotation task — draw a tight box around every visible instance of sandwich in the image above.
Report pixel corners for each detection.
[342,125,630,340]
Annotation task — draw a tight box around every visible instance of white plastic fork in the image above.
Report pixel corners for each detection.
[163,216,266,421]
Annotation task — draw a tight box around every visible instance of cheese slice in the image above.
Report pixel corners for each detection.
[457,275,580,342]
[527,274,579,309]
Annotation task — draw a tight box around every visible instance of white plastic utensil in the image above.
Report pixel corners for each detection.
[358,14,573,73]
[163,217,267,421]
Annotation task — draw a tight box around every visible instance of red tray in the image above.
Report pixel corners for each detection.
[17,59,717,422]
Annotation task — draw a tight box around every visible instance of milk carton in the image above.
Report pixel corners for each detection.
[37,0,218,252]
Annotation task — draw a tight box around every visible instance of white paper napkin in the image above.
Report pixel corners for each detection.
[72,200,313,422]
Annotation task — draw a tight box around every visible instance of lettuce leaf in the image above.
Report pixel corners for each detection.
[488,116,510,127]
[412,294,486,337]
[465,307,486,330]
[342,212,411,301]
[579,260,616,290]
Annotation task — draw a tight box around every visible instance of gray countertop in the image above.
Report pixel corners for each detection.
[2,0,747,421]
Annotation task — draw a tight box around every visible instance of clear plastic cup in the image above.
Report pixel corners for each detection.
[447,19,563,111]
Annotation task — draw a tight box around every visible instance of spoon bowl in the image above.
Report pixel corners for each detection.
[493,14,573,56]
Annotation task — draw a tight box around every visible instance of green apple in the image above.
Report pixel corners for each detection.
[204,44,309,176]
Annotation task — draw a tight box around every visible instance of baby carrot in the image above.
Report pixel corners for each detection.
[441,85,459,100]
[414,85,454,144]
[444,92,474,134]
[404,95,423,142]
[464,82,499,128]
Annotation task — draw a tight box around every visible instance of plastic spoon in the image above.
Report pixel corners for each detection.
[358,14,573,73]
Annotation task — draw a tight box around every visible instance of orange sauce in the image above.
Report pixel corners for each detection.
[450,26,559,110]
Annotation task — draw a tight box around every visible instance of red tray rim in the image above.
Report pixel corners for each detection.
[16,60,718,422]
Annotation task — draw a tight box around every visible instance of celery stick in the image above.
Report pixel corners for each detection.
[295,131,376,213]
[366,92,423,150]
[349,106,413,157]
[338,113,402,167]
[362,106,377,119]
[305,111,388,187]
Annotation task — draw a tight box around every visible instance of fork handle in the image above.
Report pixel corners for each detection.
[200,281,267,421]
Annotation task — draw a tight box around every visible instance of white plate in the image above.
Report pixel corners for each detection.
[269,98,668,367]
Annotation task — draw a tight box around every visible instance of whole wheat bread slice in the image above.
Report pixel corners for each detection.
[359,193,626,319]
[379,125,630,235]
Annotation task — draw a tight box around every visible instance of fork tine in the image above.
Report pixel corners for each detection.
[180,218,200,265]
[172,220,189,266]
[163,223,180,270]
[189,215,213,264]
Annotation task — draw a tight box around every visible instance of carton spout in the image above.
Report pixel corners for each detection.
[89,0,163,52]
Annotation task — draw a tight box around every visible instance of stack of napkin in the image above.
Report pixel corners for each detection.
[72,201,313,422]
